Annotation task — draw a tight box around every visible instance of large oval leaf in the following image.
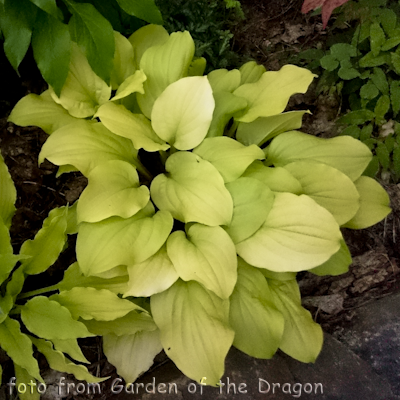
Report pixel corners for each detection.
[151,76,215,150]
[267,131,372,181]
[193,137,264,182]
[0,152,16,228]
[151,280,234,386]
[77,204,173,276]
[150,151,233,226]
[284,161,360,225]
[236,193,342,272]
[167,224,237,299]
[77,160,150,223]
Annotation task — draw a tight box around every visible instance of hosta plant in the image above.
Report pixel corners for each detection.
[9,24,391,386]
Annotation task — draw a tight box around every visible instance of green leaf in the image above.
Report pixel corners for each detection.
[51,287,142,321]
[115,0,162,24]
[8,90,80,135]
[151,76,214,150]
[320,54,339,71]
[77,160,149,223]
[0,317,42,381]
[66,0,114,84]
[229,259,284,358]
[77,204,173,276]
[393,146,400,177]
[103,330,163,385]
[167,224,237,299]
[343,176,391,229]
[207,69,241,93]
[371,67,389,94]
[391,52,400,74]
[6,267,25,302]
[51,338,89,364]
[269,280,323,363]
[390,80,400,116]
[374,94,390,123]
[360,124,373,141]
[234,65,316,123]
[39,120,138,177]
[338,66,360,80]
[125,245,178,297]
[193,137,264,183]
[14,364,41,400]
[379,9,397,36]
[19,208,68,275]
[341,125,361,139]
[0,0,37,72]
[330,43,357,60]
[151,280,234,386]
[267,131,372,181]
[206,91,247,138]
[360,82,379,99]
[150,151,233,226]
[83,310,157,336]
[242,161,303,194]
[376,142,391,169]
[359,51,388,68]
[370,22,386,56]
[21,296,94,339]
[236,111,309,147]
[110,31,135,90]
[236,193,342,272]
[57,262,128,294]
[29,0,59,18]
[284,161,360,225]
[336,109,375,125]
[32,11,71,96]
[49,43,111,118]
[128,24,169,70]
[111,70,146,101]
[188,57,206,77]
[96,102,169,152]
[381,36,400,51]
[239,61,266,84]
[224,177,274,243]
[30,337,107,383]
[0,152,16,228]
[138,31,195,118]
[310,239,352,276]
[0,293,13,324]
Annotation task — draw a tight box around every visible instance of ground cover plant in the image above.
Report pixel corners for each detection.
[7,22,391,390]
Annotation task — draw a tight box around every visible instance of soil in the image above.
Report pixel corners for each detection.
[1,0,400,398]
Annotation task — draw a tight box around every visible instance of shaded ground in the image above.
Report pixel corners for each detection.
[1,0,400,398]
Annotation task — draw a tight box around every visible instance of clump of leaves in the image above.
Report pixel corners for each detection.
[156,0,244,72]
[9,25,391,386]
[0,0,162,96]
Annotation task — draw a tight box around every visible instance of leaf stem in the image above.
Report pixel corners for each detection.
[18,284,60,300]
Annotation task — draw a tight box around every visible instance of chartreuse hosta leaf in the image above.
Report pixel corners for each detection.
[83,310,157,337]
[0,292,13,324]
[225,177,274,244]
[236,193,342,272]
[0,152,16,228]
[284,161,360,226]
[188,57,206,77]
[151,280,234,386]
[151,76,214,150]
[51,287,143,321]
[167,224,237,299]
[269,279,323,363]
[267,131,372,181]
[150,151,233,226]
[207,69,241,92]
[21,296,94,340]
[39,120,139,177]
[236,111,310,147]
[77,160,150,223]
[58,262,128,294]
[230,259,284,358]
[49,43,111,118]
[14,364,40,400]
[310,239,352,276]
[124,245,179,297]
[95,102,169,152]
[242,161,302,194]
[51,338,90,364]
[110,31,135,90]
[77,203,173,276]
[19,206,68,275]
[343,176,391,229]
[103,329,163,384]
[128,24,169,70]
[193,137,265,182]
[8,90,79,135]
[0,317,42,382]
[239,61,266,85]
[30,337,107,383]
[138,31,195,118]
[110,70,147,101]
[233,65,316,123]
